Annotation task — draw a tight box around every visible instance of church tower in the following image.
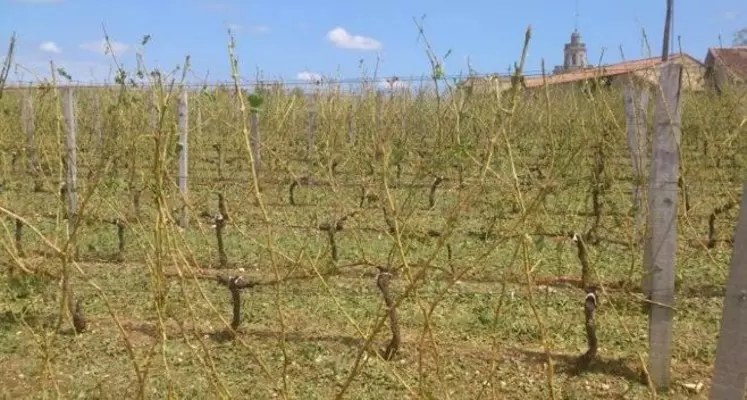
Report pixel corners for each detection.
[564,29,588,70]
[553,2,589,74]
[554,29,588,74]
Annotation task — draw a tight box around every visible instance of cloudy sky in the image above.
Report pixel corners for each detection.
[1,0,745,85]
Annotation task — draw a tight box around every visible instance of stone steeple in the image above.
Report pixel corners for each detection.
[554,29,589,73]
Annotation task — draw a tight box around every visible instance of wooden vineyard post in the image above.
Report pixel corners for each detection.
[348,101,356,146]
[375,89,383,130]
[623,82,650,246]
[150,89,158,133]
[373,90,385,168]
[710,180,747,399]
[177,90,189,229]
[250,107,261,176]
[645,61,682,390]
[93,94,103,153]
[142,89,157,218]
[63,87,78,232]
[61,86,85,333]
[306,94,317,175]
[196,106,203,157]
[21,90,42,192]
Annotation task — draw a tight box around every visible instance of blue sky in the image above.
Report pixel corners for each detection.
[1,0,745,85]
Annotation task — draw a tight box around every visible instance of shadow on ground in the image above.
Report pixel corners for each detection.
[233,328,366,349]
[517,349,645,383]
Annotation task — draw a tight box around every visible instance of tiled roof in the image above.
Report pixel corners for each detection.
[706,47,747,80]
[459,74,512,84]
[524,53,695,88]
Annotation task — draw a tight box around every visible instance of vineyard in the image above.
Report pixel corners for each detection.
[1,44,746,399]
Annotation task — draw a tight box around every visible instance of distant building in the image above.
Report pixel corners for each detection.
[450,26,712,97]
[455,74,513,96]
[520,24,707,92]
[553,29,591,74]
[703,47,747,93]
[526,53,706,92]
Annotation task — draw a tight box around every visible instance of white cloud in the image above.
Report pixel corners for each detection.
[297,71,323,81]
[39,41,62,54]
[326,27,382,51]
[723,11,737,20]
[79,39,129,57]
[249,24,270,35]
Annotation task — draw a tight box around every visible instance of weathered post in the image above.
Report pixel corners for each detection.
[150,89,158,132]
[177,90,189,229]
[710,180,747,400]
[250,108,261,175]
[196,106,203,155]
[644,61,682,390]
[306,94,317,175]
[375,89,383,133]
[63,87,78,231]
[21,90,42,191]
[92,94,103,153]
[62,86,85,333]
[348,102,356,146]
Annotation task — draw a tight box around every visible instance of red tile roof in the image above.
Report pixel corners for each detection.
[706,47,747,81]
[525,53,697,88]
